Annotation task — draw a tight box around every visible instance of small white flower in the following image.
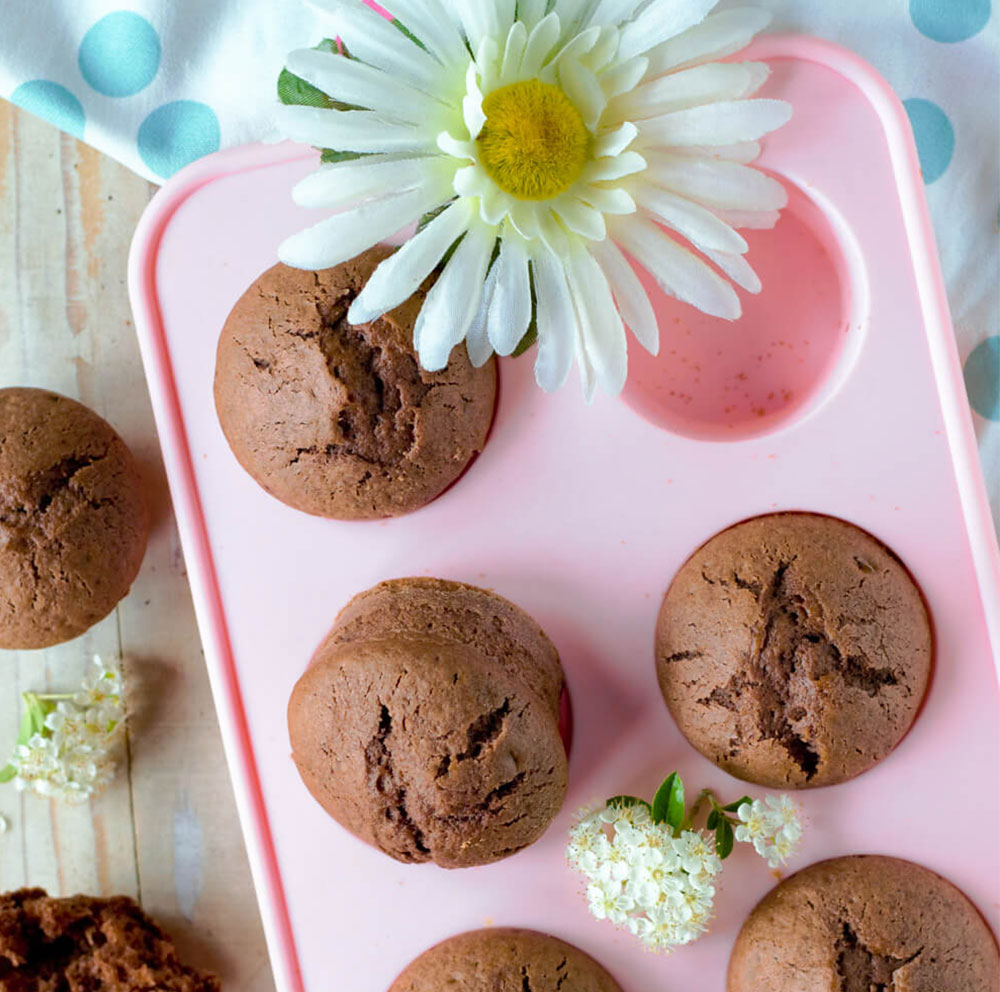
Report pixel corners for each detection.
[736,795,802,866]
[278,0,791,398]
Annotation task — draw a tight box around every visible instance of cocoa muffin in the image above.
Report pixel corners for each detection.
[389,928,622,992]
[728,856,999,991]
[0,888,219,991]
[213,249,496,520]
[655,513,932,789]
[0,388,149,650]
[288,578,568,868]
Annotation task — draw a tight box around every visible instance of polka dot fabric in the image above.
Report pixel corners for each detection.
[0,0,997,528]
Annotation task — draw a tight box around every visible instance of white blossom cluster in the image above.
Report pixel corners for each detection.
[734,795,802,868]
[9,657,126,804]
[567,802,721,952]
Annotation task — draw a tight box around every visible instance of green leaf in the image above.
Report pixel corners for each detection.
[23,693,53,738]
[417,204,449,234]
[319,149,368,164]
[706,809,719,831]
[651,772,685,829]
[606,795,652,812]
[0,764,16,784]
[511,325,538,358]
[715,818,734,859]
[511,262,539,358]
[391,18,428,51]
[722,795,753,813]
[277,38,360,113]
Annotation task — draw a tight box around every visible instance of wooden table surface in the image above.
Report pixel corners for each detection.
[0,102,276,990]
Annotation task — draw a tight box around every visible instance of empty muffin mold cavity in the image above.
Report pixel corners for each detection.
[623,179,866,441]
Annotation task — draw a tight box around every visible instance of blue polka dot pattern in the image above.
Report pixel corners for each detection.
[137,101,221,179]
[10,80,86,139]
[910,0,991,43]
[965,337,1000,421]
[78,12,161,97]
[904,98,955,184]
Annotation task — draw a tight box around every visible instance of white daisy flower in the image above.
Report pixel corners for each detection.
[278,0,791,398]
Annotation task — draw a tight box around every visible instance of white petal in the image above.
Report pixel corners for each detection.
[308,0,450,99]
[587,0,647,27]
[385,0,470,66]
[463,63,486,139]
[465,260,500,367]
[638,99,793,147]
[537,211,571,256]
[520,12,563,79]
[584,25,622,69]
[644,7,772,77]
[576,185,635,215]
[713,207,780,230]
[667,140,763,163]
[565,247,629,395]
[643,150,787,210]
[590,238,659,354]
[476,36,502,96]
[349,199,474,323]
[285,48,445,124]
[557,198,607,240]
[517,0,549,30]
[279,183,452,270]
[599,56,649,100]
[554,0,598,36]
[618,0,722,61]
[581,150,647,182]
[558,58,607,129]
[500,21,528,85]
[703,248,762,293]
[532,248,578,392]
[593,121,639,158]
[611,215,741,319]
[487,235,533,355]
[416,223,496,370]
[454,163,487,198]
[635,184,748,253]
[278,105,432,154]
[509,200,543,240]
[621,62,771,120]
[479,182,510,226]
[437,131,476,160]
[292,154,438,209]
[549,25,601,70]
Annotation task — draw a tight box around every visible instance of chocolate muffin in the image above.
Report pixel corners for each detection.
[0,388,149,650]
[728,856,999,991]
[288,578,568,868]
[0,888,219,991]
[655,513,932,788]
[214,248,496,520]
[389,928,622,992]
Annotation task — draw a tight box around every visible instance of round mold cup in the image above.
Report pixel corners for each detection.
[622,176,869,441]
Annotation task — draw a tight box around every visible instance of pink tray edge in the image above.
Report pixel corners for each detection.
[125,35,1000,992]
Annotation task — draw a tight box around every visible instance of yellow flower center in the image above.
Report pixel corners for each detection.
[477,79,590,201]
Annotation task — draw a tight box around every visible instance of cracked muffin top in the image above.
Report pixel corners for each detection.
[728,856,998,991]
[655,513,932,789]
[389,928,622,991]
[213,248,496,520]
[0,388,149,650]
[0,888,219,991]
[287,578,568,869]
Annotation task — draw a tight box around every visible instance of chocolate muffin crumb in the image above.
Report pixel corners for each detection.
[0,888,219,991]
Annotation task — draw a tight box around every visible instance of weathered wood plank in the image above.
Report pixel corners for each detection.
[0,101,274,990]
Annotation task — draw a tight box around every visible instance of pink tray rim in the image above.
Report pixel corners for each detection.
[126,34,1000,992]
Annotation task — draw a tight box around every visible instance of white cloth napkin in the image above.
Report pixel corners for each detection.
[3,0,997,528]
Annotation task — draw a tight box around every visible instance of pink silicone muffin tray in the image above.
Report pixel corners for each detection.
[128,36,1000,992]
